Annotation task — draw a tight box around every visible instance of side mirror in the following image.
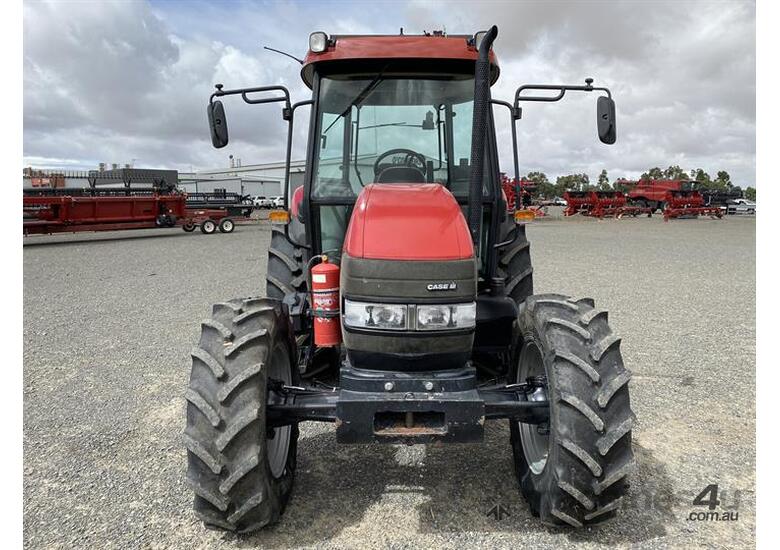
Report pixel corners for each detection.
[207,100,229,148]
[597,96,616,144]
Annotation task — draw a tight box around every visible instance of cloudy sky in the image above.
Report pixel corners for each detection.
[23,0,756,186]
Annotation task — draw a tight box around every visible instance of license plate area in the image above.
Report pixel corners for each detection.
[336,389,484,444]
[373,411,447,437]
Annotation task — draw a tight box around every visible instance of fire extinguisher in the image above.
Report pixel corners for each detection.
[310,256,342,347]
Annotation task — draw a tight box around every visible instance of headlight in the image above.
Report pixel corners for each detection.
[309,32,329,53]
[417,303,476,331]
[343,300,407,331]
[343,300,476,331]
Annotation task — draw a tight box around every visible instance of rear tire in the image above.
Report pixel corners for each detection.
[219,218,235,233]
[185,298,299,532]
[183,223,196,232]
[497,223,533,306]
[510,294,634,527]
[266,228,308,299]
[200,220,217,234]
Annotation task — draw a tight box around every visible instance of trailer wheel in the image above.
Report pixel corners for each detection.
[200,220,217,234]
[185,298,298,533]
[183,223,196,232]
[218,218,235,233]
[496,222,533,306]
[510,294,634,527]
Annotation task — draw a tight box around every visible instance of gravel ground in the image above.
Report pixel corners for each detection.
[23,213,755,549]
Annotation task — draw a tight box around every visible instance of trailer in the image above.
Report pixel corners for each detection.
[184,189,253,217]
[23,193,239,235]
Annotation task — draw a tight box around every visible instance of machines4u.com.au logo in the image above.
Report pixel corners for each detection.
[687,484,741,522]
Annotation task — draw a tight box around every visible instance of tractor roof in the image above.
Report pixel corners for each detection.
[301,34,500,88]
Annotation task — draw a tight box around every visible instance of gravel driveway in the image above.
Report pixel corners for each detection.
[23,214,755,549]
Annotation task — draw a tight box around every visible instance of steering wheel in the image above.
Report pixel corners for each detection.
[373,148,427,179]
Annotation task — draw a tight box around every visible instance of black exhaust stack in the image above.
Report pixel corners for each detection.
[467,25,498,249]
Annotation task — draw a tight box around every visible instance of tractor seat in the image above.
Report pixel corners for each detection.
[376,166,427,184]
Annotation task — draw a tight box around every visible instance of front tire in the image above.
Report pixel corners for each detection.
[497,222,533,306]
[510,294,634,527]
[185,298,299,532]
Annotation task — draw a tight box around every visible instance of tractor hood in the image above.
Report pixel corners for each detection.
[343,183,474,261]
[340,183,477,371]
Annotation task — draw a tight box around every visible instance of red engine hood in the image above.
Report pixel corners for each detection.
[343,184,474,261]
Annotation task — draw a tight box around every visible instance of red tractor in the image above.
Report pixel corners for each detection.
[186,27,634,531]
[626,178,690,211]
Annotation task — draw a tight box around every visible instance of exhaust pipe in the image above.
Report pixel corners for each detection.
[466,25,498,249]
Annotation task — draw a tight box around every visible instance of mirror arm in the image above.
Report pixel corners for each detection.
[208,84,309,210]
[514,81,612,107]
[491,99,521,206]
[210,84,292,110]
[515,86,567,104]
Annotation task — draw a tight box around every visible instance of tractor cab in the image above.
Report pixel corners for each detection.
[310,65,491,259]
[208,31,615,282]
[188,26,634,534]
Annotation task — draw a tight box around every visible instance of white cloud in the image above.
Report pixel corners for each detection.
[23,0,756,186]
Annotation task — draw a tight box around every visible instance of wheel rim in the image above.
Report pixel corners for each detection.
[222,220,234,231]
[204,221,215,232]
[266,344,291,479]
[517,340,550,475]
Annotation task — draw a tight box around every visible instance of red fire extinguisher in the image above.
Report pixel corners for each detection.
[311,256,342,347]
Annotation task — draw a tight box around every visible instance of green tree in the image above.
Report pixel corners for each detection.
[555,173,590,194]
[715,170,732,189]
[525,171,554,198]
[597,169,610,190]
[613,177,633,193]
[641,167,664,179]
[745,186,756,201]
[690,168,712,185]
[663,165,688,180]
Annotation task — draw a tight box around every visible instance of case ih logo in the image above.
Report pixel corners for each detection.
[426,282,457,291]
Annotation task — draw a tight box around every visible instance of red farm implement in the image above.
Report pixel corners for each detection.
[500,175,547,218]
[23,193,239,235]
[563,190,651,219]
[662,189,723,221]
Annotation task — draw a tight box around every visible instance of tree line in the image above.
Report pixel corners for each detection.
[524,165,756,201]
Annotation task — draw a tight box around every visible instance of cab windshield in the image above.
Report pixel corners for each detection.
[312,74,476,199]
